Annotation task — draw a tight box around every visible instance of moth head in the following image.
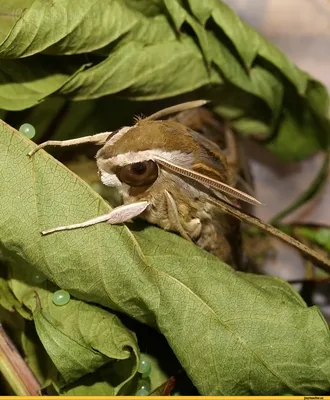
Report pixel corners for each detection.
[95,102,261,207]
[95,120,198,196]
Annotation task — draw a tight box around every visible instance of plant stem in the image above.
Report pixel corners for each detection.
[0,323,41,395]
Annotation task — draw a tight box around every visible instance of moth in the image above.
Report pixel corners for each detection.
[28,100,330,272]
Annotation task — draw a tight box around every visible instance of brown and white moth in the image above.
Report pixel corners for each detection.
[28,100,330,272]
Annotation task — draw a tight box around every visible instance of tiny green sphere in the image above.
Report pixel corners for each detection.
[19,123,36,139]
[138,354,151,377]
[135,388,149,396]
[137,378,151,392]
[52,290,70,306]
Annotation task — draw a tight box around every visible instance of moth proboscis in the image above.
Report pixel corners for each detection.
[27,100,330,273]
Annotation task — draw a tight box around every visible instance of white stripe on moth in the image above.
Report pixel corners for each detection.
[108,149,193,167]
[107,126,131,145]
[100,171,121,187]
[118,183,131,200]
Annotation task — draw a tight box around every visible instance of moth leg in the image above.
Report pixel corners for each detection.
[28,132,111,157]
[41,201,150,235]
[165,190,192,242]
[185,218,202,239]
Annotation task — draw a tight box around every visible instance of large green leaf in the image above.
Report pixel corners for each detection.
[0,56,86,110]
[0,0,329,159]
[58,38,219,100]
[186,0,260,67]
[266,100,330,161]
[0,0,174,57]
[5,268,139,392]
[0,1,34,43]
[1,121,330,395]
[0,0,136,57]
[0,265,25,314]
[20,321,56,389]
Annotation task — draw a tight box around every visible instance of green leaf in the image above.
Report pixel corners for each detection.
[231,117,270,137]
[296,227,330,254]
[3,97,138,147]
[266,101,330,161]
[0,0,135,57]
[0,305,26,353]
[249,64,284,120]
[2,98,67,145]
[0,1,34,43]
[0,109,7,120]
[6,271,139,390]
[0,0,176,57]
[306,79,330,117]
[60,371,117,396]
[0,0,329,160]
[0,57,85,111]
[21,322,56,388]
[211,85,272,138]
[162,1,278,109]
[0,293,54,388]
[2,121,330,395]
[59,38,220,100]
[58,364,125,395]
[0,264,30,318]
[187,0,260,67]
[271,154,330,224]
[257,36,307,95]
[174,0,307,95]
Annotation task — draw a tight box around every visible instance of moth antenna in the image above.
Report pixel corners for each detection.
[235,176,256,196]
[28,132,111,157]
[154,157,262,206]
[41,201,150,235]
[207,197,330,273]
[144,100,209,121]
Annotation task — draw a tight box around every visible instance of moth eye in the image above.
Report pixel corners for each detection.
[131,162,147,175]
[117,160,158,187]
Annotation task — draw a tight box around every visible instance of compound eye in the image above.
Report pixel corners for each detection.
[117,160,158,187]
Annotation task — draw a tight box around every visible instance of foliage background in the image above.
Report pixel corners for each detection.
[0,0,330,396]
[224,0,330,319]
